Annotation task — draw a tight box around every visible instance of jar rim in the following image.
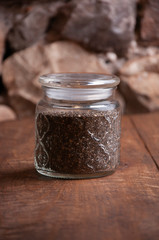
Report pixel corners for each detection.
[39,73,120,89]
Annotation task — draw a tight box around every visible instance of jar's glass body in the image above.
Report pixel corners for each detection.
[34,73,121,179]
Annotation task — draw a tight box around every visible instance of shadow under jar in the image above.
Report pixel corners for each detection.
[34,73,121,179]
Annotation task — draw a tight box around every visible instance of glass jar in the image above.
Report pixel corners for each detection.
[34,73,121,179]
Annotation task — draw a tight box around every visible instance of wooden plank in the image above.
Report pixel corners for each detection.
[131,112,159,169]
[0,115,159,240]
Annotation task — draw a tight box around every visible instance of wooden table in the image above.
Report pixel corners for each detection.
[0,113,159,240]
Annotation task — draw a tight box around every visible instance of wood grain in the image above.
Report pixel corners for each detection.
[0,115,159,240]
[131,112,159,169]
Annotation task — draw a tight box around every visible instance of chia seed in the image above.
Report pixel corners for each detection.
[35,109,121,176]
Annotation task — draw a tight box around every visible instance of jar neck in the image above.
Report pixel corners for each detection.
[42,86,116,104]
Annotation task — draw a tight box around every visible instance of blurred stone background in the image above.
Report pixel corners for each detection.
[0,0,159,121]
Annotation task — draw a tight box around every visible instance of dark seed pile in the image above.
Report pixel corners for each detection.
[35,110,120,175]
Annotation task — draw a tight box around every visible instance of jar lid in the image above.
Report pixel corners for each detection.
[39,73,120,89]
[39,73,120,101]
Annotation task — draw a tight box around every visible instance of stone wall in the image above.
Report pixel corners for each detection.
[0,0,159,121]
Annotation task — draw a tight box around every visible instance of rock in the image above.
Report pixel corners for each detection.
[0,94,8,105]
[59,0,136,56]
[45,41,109,73]
[120,55,159,76]
[0,22,7,73]
[8,95,36,118]
[120,55,159,112]
[6,2,65,52]
[2,43,48,117]
[1,0,136,56]
[127,41,159,59]
[2,41,109,117]
[121,72,159,113]
[140,0,159,45]
[0,105,16,122]
[98,52,125,74]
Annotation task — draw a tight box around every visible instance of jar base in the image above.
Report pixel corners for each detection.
[36,168,115,179]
